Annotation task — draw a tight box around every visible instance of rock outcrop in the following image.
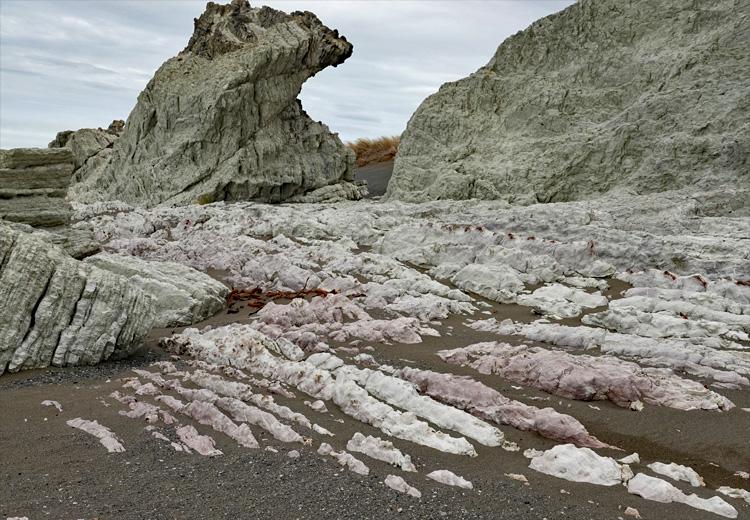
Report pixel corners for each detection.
[0,147,102,259]
[386,0,750,204]
[84,253,229,327]
[0,224,155,374]
[0,148,75,227]
[70,0,357,207]
[48,120,124,181]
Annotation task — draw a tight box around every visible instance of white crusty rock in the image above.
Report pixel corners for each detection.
[647,461,705,487]
[84,252,228,327]
[627,473,737,518]
[426,470,473,490]
[618,453,640,465]
[0,225,154,375]
[181,400,259,449]
[317,443,370,476]
[305,400,328,413]
[582,307,749,342]
[66,418,125,453]
[386,0,749,204]
[41,400,63,413]
[215,397,303,444]
[528,444,626,486]
[335,364,504,447]
[163,324,477,456]
[624,507,642,519]
[516,283,607,318]
[717,486,750,506]
[346,432,416,472]
[70,0,358,207]
[384,475,421,498]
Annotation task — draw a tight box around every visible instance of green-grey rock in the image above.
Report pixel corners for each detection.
[70,0,357,207]
[0,148,75,227]
[386,0,750,204]
[48,122,122,177]
[0,224,155,374]
[84,252,229,327]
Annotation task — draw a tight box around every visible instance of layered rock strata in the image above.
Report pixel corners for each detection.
[0,224,154,375]
[0,148,75,227]
[70,0,358,207]
[84,252,229,327]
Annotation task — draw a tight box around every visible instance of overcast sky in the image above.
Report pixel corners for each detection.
[0,0,573,149]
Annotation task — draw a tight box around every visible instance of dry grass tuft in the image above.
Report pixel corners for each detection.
[347,136,400,167]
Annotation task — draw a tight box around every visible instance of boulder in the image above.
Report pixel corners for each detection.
[386,0,750,204]
[0,224,155,374]
[84,252,229,327]
[70,0,358,207]
[0,148,74,227]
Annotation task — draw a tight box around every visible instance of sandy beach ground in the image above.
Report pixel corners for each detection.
[1,273,748,520]
[355,161,393,198]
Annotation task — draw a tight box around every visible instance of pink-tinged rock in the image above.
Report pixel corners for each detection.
[438,342,733,411]
[175,425,222,456]
[119,401,161,423]
[397,367,608,449]
[66,417,125,453]
[384,475,421,498]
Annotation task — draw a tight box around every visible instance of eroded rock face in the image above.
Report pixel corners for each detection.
[0,224,154,375]
[70,0,357,207]
[0,148,74,227]
[48,120,123,180]
[386,0,750,203]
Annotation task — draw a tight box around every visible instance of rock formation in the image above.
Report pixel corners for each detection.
[386,0,749,204]
[0,148,75,227]
[0,224,155,375]
[84,252,229,327]
[70,0,358,207]
[0,222,232,374]
[0,147,103,259]
[48,120,124,180]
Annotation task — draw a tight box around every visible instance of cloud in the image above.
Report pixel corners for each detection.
[0,0,574,148]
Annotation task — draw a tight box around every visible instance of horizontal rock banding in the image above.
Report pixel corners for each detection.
[0,148,74,227]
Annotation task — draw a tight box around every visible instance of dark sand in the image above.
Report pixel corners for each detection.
[355,161,393,198]
[1,276,749,519]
